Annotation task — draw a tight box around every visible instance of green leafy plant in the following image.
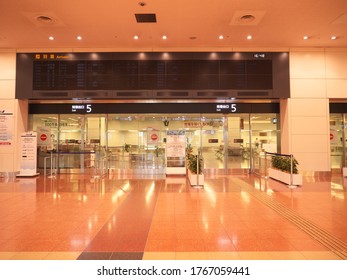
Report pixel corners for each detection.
[187,154,203,174]
[124,143,131,153]
[271,155,299,174]
[185,143,193,160]
[154,146,159,157]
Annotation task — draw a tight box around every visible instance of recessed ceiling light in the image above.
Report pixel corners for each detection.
[162,35,167,40]
[48,36,54,40]
[219,35,224,40]
[331,36,337,40]
[303,36,309,40]
[247,35,252,40]
[77,36,82,40]
[134,35,139,40]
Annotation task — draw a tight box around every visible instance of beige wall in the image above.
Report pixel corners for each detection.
[0,52,28,174]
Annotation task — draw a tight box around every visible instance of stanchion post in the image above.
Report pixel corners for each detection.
[264,152,268,179]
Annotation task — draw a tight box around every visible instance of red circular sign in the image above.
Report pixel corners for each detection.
[151,134,158,141]
[40,134,47,141]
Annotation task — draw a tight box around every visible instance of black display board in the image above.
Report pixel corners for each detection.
[16,52,290,99]
[32,59,272,90]
[29,102,279,114]
[330,103,347,113]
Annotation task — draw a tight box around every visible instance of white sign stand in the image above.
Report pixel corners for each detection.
[17,132,39,177]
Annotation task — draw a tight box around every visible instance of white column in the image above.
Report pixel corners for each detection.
[282,49,333,172]
[280,98,330,172]
[0,51,28,174]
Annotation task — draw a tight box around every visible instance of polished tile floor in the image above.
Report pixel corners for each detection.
[0,172,346,260]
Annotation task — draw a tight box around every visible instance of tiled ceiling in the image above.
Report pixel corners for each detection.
[0,0,346,50]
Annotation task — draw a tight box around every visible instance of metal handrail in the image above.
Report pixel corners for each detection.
[264,151,296,187]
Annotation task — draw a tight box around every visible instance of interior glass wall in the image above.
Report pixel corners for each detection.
[330,114,347,169]
[29,112,280,174]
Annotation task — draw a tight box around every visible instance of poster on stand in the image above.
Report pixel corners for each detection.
[17,132,39,177]
[166,130,186,175]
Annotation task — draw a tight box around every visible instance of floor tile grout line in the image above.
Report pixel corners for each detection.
[232,177,347,260]
[76,185,133,260]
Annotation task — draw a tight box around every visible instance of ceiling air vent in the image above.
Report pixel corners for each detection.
[36,15,55,25]
[135,13,157,23]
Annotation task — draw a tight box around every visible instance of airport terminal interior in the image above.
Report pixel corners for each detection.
[1,1,347,260]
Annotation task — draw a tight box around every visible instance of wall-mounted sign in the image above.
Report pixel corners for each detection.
[330,129,338,144]
[71,104,92,113]
[254,53,266,58]
[216,104,237,113]
[147,127,160,144]
[36,126,53,149]
[0,110,13,146]
[35,53,71,60]
[29,102,280,114]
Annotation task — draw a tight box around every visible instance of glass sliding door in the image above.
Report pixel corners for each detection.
[250,113,280,173]
[56,114,107,173]
[330,114,345,170]
[199,115,224,170]
[30,111,281,175]
[58,115,84,172]
[85,115,107,174]
[107,114,166,174]
[226,114,250,171]
[29,114,58,171]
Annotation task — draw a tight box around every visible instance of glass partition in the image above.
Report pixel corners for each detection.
[330,114,345,169]
[29,114,58,171]
[29,112,281,174]
[250,114,280,173]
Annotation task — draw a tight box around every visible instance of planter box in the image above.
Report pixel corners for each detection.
[187,169,204,186]
[268,167,302,186]
[343,167,347,177]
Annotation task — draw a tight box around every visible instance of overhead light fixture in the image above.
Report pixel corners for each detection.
[331,36,337,40]
[219,35,224,40]
[77,36,82,40]
[134,35,139,40]
[303,36,309,40]
[162,35,167,40]
[247,35,252,40]
[48,36,54,40]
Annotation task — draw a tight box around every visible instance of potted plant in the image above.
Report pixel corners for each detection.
[186,153,204,186]
[124,143,131,153]
[268,155,302,186]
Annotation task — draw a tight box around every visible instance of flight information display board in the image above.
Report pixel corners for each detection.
[31,53,273,91]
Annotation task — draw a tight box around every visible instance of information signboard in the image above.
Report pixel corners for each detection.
[17,132,39,177]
